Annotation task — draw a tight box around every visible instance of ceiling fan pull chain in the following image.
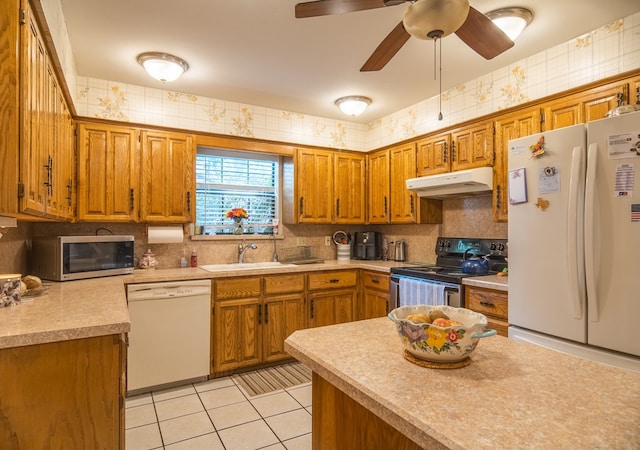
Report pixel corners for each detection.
[437,36,443,121]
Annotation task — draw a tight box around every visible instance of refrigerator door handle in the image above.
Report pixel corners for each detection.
[585,143,599,322]
[568,145,585,319]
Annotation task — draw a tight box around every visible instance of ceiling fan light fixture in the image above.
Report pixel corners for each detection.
[137,52,189,82]
[486,7,533,41]
[403,0,470,40]
[335,96,372,116]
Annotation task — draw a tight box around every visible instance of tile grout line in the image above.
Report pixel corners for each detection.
[126,373,312,449]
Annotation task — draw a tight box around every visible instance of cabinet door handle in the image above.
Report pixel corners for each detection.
[66,179,73,206]
[329,278,340,283]
[443,142,448,163]
[186,191,191,212]
[451,141,456,162]
[264,303,268,324]
[130,188,135,211]
[258,304,262,324]
[383,196,387,215]
[336,198,340,217]
[43,156,53,195]
[480,301,495,307]
[310,299,314,319]
[371,278,380,284]
[495,185,502,209]
[409,194,414,214]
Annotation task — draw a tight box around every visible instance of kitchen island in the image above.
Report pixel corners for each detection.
[285,317,640,450]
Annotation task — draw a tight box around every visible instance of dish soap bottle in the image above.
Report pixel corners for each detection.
[180,249,188,268]
[190,248,198,267]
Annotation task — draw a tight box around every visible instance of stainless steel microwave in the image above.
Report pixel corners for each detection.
[30,235,135,281]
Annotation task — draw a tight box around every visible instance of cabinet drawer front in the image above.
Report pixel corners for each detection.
[362,272,389,291]
[466,288,508,320]
[215,277,261,299]
[308,271,357,290]
[264,274,305,295]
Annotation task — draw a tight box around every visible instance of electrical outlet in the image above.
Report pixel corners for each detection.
[296,237,306,246]
[324,236,331,246]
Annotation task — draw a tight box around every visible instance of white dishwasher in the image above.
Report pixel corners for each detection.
[127,279,211,393]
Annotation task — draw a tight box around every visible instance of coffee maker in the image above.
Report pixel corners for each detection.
[353,232,382,260]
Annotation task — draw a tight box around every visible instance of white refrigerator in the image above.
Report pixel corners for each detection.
[507,111,640,372]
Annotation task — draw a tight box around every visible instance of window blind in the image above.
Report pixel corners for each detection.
[195,148,278,231]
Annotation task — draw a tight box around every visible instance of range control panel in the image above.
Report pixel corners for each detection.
[436,237,508,258]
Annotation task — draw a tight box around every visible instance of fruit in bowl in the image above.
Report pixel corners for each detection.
[388,305,496,363]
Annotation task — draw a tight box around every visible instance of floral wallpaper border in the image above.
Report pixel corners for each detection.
[74,12,639,152]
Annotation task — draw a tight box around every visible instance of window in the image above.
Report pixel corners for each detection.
[195,147,279,235]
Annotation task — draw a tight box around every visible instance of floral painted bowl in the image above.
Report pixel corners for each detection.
[388,305,496,363]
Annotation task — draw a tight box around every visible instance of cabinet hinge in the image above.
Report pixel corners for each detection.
[19,9,26,25]
[17,183,25,198]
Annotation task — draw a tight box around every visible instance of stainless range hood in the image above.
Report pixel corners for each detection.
[406,167,493,199]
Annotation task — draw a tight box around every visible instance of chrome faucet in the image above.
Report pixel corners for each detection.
[238,240,257,263]
[270,233,278,262]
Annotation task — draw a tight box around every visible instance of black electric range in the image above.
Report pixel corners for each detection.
[389,237,508,308]
[391,237,508,282]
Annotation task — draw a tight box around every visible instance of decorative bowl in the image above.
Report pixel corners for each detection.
[388,305,496,363]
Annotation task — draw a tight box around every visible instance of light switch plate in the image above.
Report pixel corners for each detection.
[324,236,331,246]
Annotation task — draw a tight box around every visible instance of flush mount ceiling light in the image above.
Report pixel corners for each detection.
[137,52,189,82]
[335,96,372,116]
[485,7,533,41]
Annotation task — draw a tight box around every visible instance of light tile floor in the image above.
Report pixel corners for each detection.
[125,373,312,450]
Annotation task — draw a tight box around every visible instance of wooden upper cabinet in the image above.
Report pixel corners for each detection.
[543,80,629,130]
[493,108,542,222]
[55,96,75,221]
[450,122,494,171]
[416,134,450,176]
[333,152,366,224]
[17,3,74,220]
[77,124,139,221]
[19,7,48,216]
[390,143,417,223]
[296,148,334,223]
[366,149,390,224]
[140,130,195,223]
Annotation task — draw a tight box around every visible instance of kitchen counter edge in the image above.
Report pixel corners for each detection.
[0,260,400,349]
[284,318,639,450]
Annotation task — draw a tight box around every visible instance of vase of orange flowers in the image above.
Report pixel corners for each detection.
[227,208,249,235]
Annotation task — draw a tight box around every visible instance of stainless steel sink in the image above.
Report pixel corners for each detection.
[199,262,296,272]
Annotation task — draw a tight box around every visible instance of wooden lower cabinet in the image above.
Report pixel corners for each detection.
[212,274,305,374]
[360,270,390,320]
[312,372,424,450]
[213,296,262,373]
[308,289,356,328]
[307,271,357,328]
[0,334,125,449]
[465,285,509,337]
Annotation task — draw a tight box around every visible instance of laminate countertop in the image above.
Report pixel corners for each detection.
[462,274,508,292]
[285,317,640,450]
[0,260,397,349]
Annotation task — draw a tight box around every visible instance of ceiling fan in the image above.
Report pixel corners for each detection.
[294,0,514,71]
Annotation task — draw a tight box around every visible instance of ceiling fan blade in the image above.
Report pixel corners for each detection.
[360,21,411,72]
[295,0,387,19]
[455,6,514,60]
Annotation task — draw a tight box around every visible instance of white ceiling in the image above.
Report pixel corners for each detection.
[58,0,640,123]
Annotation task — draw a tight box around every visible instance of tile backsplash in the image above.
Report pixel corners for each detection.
[1,196,504,274]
